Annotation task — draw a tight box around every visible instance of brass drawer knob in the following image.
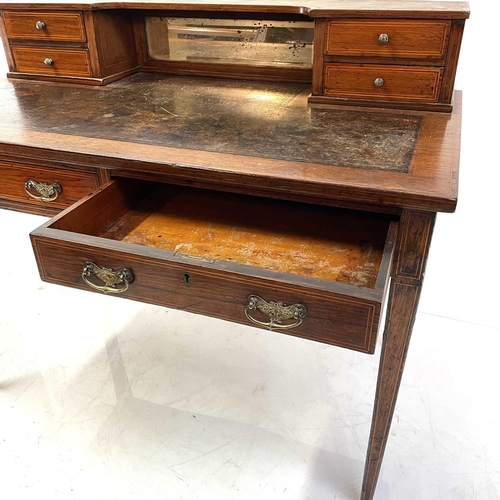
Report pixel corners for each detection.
[24,178,62,202]
[378,33,389,45]
[82,261,134,294]
[35,20,46,30]
[245,294,307,331]
[374,77,385,88]
[43,57,53,66]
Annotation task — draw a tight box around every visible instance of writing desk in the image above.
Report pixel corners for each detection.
[0,2,468,499]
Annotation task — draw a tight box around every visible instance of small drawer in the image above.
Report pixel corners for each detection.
[0,160,100,213]
[30,179,397,354]
[12,46,91,77]
[3,11,86,42]
[325,20,450,59]
[324,63,443,102]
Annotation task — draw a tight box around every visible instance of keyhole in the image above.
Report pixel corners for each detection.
[183,272,191,286]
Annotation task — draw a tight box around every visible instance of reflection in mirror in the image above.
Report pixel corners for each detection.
[146,17,314,68]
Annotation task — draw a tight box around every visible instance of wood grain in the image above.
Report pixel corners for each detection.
[440,19,465,103]
[0,12,15,70]
[29,178,400,353]
[32,235,384,353]
[0,76,463,212]
[0,159,100,207]
[394,210,436,279]
[325,20,450,59]
[0,1,471,21]
[83,9,100,76]
[3,11,86,42]
[308,94,452,112]
[100,183,393,287]
[92,10,137,77]
[311,18,326,95]
[141,59,312,84]
[361,209,436,500]
[0,4,469,500]
[11,46,91,76]
[324,63,443,102]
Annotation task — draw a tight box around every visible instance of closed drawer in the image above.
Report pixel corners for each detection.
[3,11,86,42]
[325,20,450,59]
[30,179,397,354]
[324,63,443,102]
[12,46,91,77]
[0,160,100,211]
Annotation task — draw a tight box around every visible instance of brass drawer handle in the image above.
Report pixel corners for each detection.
[378,33,389,45]
[35,21,46,30]
[82,261,133,294]
[43,57,53,66]
[374,77,385,88]
[245,294,307,331]
[24,178,62,202]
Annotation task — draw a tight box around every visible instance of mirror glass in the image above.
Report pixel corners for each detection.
[145,17,314,68]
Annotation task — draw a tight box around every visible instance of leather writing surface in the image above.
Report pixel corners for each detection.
[1,74,420,172]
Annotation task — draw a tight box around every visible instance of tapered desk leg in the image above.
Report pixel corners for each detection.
[361,209,436,500]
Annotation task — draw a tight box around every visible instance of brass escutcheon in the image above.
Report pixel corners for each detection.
[25,179,62,202]
[245,294,307,331]
[82,261,133,294]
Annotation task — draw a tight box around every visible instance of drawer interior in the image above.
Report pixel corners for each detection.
[49,179,396,291]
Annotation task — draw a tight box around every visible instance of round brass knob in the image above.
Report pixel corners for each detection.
[378,33,389,45]
[43,58,53,66]
[374,78,384,88]
[35,21,46,30]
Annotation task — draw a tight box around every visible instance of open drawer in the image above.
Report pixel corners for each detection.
[30,179,398,354]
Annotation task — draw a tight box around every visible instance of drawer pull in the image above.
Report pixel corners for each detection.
[245,294,306,331]
[374,77,385,88]
[82,261,133,294]
[43,57,53,66]
[35,21,46,30]
[378,33,389,45]
[24,179,62,202]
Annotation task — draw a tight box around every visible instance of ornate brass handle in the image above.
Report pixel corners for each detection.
[245,294,307,331]
[35,21,46,30]
[82,261,133,294]
[24,179,62,202]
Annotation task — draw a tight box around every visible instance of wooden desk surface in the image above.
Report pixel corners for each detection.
[0,0,470,19]
[0,74,462,212]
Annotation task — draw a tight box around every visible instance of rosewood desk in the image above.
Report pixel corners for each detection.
[0,2,468,499]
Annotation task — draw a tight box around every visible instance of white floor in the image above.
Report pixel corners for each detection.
[1,3,500,499]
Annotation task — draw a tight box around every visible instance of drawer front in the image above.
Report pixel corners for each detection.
[31,237,381,354]
[325,20,450,59]
[12,46,91,77]
[324,64,442,102]
[4,11,86,42]
[0,161,100,210]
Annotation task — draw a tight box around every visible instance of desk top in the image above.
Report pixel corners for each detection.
[0,0,470,19]
[0,74,462,212]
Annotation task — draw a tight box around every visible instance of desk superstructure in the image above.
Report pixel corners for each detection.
[0,2,469,499]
